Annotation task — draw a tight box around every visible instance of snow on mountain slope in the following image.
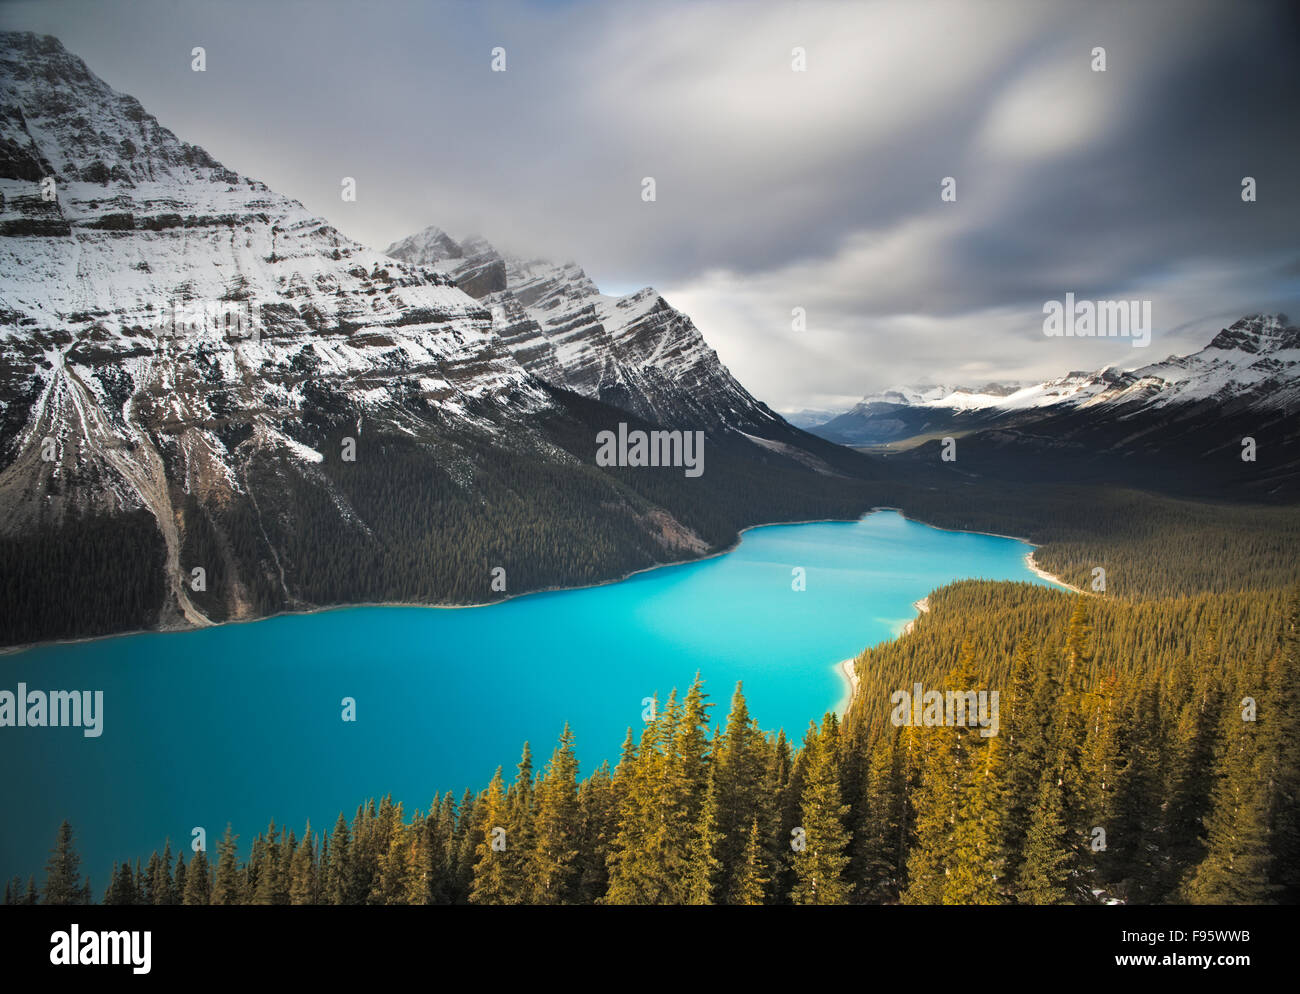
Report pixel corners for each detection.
[814,316,1299,449]
[978,315,1300,415]
[0,32,566,627]
[0,32,543,523]
[849,316,1300,420]
[854,383,1026,411]
[385,225,786,432]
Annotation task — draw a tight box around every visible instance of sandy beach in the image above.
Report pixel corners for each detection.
[1024,551,1085,594]
[840,657,860,696]
[900,596,930,637]
[835,656,861,716]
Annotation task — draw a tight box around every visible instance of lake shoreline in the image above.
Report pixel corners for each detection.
[0,513,888,656]
[876,505,1083,594]
[1,506,1077,657]
[829,502,1086,716]
[900,596,931,637]
[835,656,861,716]
[1024,550,1085,593]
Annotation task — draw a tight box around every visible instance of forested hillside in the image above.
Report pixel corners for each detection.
[0,386,877,646]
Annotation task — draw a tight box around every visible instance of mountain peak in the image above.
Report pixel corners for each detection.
[1206,313,1298,355]
[384,225,465,266]
[0,29,236,189]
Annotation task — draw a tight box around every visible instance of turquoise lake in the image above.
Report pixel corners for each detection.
[0,509,1064,883]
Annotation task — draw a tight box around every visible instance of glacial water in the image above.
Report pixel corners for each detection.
[0,510,1065,884]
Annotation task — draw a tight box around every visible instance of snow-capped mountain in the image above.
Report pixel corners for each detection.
[0,32,557,627]
[385,225,786,432]
[0,33,869,645]
[1016,314,1300,413]
[815,316,1300,447]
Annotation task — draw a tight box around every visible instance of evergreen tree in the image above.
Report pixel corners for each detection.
[575,761,616,903]
[791,718,851,905]
[1185,679,1278,903]
[401,822,431,905]
[289,823,317,905]
[945,730,1004,905]
[684,772,722,904]
[530,725,582,904]
[851,730,906,903]
[1017,771,1078,904]
[727,819,769,905]
[502,743,536,903]
[211,825,241,905]
[183,849,211,905]
[1265,587,1300,900]
[326,813,352,905]
[105,860,139,905]
[469,768,510,904]
[711,684,775,900]
[144,847,170,906]
[173,853,186,904]
[42,821,84,905]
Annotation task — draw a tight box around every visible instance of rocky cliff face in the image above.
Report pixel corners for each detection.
[386,225,785,432]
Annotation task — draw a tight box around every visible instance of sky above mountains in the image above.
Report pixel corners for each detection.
[2,0,1297,411]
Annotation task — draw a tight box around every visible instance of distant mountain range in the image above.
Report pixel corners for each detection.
[781,408,841,430]
[818,314,1300,448]
[814,314,1300,499]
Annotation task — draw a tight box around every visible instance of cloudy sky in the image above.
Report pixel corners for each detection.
[3,0,1298,411]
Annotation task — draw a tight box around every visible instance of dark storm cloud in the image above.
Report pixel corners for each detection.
[1,0,1296,408]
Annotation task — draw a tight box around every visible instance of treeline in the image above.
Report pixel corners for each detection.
[11,584,1298,905]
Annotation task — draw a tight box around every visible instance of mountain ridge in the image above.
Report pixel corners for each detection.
[815,314,1300,448]
[385,224,791,434]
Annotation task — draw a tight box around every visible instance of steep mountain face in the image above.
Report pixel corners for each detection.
[0,33,877,646]
[385,225,789,433]
[0,31,556,629]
